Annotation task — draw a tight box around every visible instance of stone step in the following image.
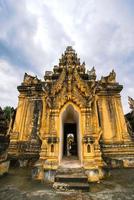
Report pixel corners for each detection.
[56,167,84,174]
[55,174,88,183]
[53,182,89,191]
[54,166,89,191]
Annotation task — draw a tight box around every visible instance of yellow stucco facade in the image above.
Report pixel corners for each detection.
[8,47,134,182]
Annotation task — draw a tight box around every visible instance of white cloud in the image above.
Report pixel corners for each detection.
[0,59,23,108]
[0,0,133,113]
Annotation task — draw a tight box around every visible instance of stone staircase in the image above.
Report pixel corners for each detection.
[53,167,89,191]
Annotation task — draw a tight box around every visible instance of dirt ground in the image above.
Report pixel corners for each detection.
[0,167,134,200]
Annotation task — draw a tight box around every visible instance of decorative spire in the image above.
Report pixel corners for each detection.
[59,46,80,66]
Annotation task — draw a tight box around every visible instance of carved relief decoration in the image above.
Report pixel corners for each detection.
[43,46,97,111]
[22,73,41,86]
[100,70,116,84]
[51,68,66,96]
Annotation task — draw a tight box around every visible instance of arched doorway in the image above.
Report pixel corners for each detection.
[59,103,82,163]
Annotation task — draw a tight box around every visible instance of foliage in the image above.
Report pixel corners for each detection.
[3,106,14,122]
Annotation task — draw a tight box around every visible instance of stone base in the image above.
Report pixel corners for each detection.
[32,160,56,182]
[19,159,28,167]
[85,167,108,182]
[0,160,10,176]
[32,162,44,181]
[123,159,134,167]
[104,157,134,168]
[44,170,56,182]
[42,159,58,170]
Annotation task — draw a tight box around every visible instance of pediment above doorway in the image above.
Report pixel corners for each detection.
[43,46,97,110]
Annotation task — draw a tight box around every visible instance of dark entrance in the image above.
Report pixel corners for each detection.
[63,123,77,157]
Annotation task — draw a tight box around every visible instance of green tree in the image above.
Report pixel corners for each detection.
[3,106,14,122]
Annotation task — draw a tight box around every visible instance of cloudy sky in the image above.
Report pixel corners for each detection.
[0,0,134,113]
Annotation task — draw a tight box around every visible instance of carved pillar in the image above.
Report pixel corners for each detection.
[49,110,59,158]
[46,107,50,135]
[12,95,26,140]
[40,108,59,168]
[97,98,103,128]
[114,96,130,141]
[83,107,96,165]
[19,97,29,140]
[39,98,51,161]
[85,107,92,135]
[29,99,42,140]
[92,100,99,134]
[107,96,120,139]
[22,98,33,140]
[39,96,47,138]
[99,96,113,142]
[49,110,57,135]
[8,95,26,157]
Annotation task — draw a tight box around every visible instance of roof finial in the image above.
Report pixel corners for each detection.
[59,46,80,66]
